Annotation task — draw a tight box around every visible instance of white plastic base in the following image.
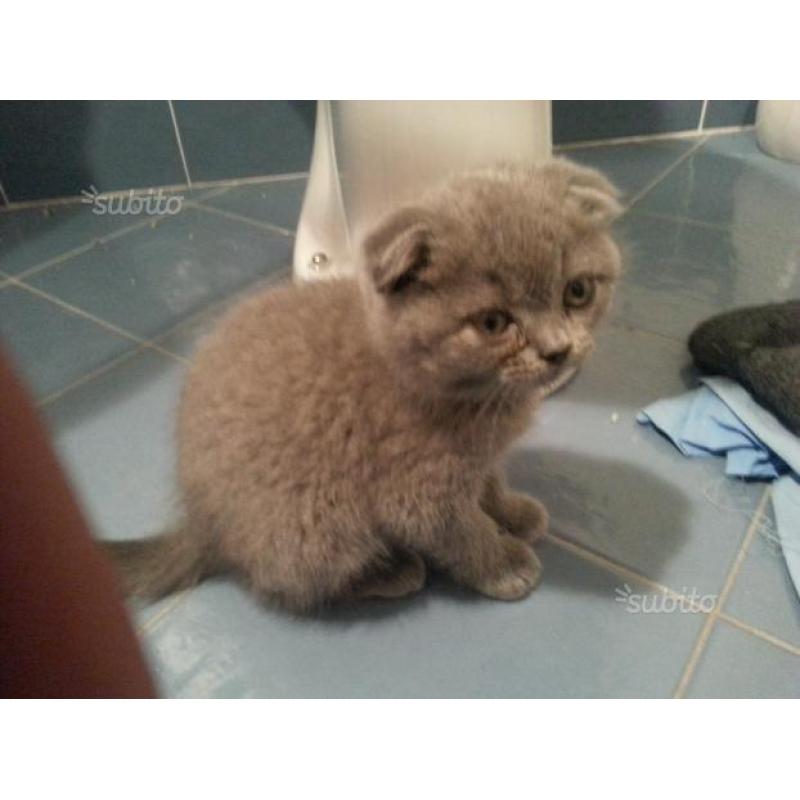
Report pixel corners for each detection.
[293,101,552,283]
[756,101,800,164]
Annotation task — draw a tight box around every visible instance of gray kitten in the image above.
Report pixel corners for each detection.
[106,160,623,612]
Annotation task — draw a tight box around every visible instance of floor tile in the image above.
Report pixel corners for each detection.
[196,178,307,232]
[506,322,764,596]
[685,620,798,698]
[140,539,705,698]
[26,207,293,341]
[636,132,800,237]
[612,211,800,341]
[563,139,697,200]
[0,202,144,277]
[0,285,136,400]
[724,504,800,647]
[42,348,185,542]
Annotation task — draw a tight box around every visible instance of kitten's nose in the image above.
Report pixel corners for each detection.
[541,344,572,366]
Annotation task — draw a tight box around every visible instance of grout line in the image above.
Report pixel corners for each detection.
[13,240,100,282]
[11,216,156,284]
[35,319,194,410]
[145,341,191,366]
[626,136,709,208]
[137,590,190,634]
[36,346,147,407]
[191,184,235,203]
[0,178,10,206]
[9,279,189,369]
[554,123,754,152]
[672,486,772,698]
[718,613,800,657]
[0,183,191,214]
[191,172,309,193]
[626,206,800,251]
[697,100,709,132]
[148,264,293,348]
[192,172,310,204]
[545,532,706,610]
[9,279,149,347]
[32,266,292,409]
[186,200,296,237]
[167,100,193,188]
[34,263,295,407]
[0,172,310,214]
[625,207,732,233]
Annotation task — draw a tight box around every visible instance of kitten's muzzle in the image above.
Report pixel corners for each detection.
[540,343,572,366]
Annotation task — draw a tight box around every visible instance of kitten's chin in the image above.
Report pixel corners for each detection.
[500,362,579,399]
[537,365,578,397]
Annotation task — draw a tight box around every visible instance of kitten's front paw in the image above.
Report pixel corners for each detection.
[476,537,543,601]
[505,494,549,545]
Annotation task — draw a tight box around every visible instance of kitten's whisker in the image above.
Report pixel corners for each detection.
[473,383,502,429]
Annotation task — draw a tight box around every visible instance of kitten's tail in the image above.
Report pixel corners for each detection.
[102,525,221,600]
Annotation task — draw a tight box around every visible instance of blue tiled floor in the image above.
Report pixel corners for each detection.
[196,177,308,233]
[1,134,797,697]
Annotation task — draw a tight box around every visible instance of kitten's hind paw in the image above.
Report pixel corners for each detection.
[476,538,543,601]
[353,550,426,600]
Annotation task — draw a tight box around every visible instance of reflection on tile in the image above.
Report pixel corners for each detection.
[43,349,185,542]
[507,323,763,594]
[0,203,143,276]
[724,504,800,647]
[636,132,800,237]
[153,305,224,360]
[613,211,800,341]
[563,139,697,200]
[197,178,307,232]
[173,101,315,183]
[686,620,798,698]
[0,101,185,201]
[27,208,294,341]
[141,540,705,698]
[0,285,135,400]
[553,101,702,145]
[156,270,292,359]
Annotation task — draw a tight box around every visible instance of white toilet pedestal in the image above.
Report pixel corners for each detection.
[756,100,800,164]
[293,101,553,282]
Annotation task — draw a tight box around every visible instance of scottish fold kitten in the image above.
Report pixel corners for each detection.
[107,160,622,612]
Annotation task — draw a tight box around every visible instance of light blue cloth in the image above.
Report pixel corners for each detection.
[637,376,800,600]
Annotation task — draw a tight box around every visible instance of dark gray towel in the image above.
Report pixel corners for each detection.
[688,301,800,436]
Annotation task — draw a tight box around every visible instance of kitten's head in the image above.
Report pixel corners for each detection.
[359,160,623,401]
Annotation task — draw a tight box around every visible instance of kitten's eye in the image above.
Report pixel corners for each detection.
[564,277,596,310]
[475,309,512,335]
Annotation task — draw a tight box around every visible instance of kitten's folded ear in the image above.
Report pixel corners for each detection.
[361,207,432,294]
[551,160,624,228]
